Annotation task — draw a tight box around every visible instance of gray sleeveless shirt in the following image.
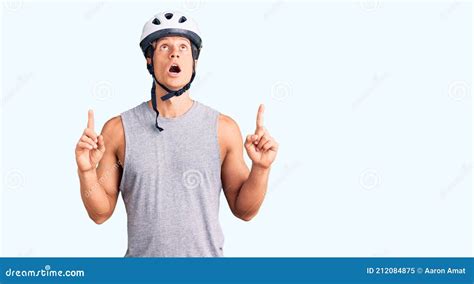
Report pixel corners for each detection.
[119,100,225,257]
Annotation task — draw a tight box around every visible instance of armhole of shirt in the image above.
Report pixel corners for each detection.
[118,112,129,193]
[214,111,223,190]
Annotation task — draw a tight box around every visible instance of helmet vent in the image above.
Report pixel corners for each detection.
[164,13,173,20]
[178,16,187,23]
[152,18,161,25]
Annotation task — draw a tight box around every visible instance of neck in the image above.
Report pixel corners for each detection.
[148,84,193,118]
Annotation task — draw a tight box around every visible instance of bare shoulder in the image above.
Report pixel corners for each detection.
[219,114,241,136]
[102,116,123,135]
[218,114,243,152]
[101,116,125,150]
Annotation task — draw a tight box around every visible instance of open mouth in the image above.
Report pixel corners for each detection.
[169,64,181,73]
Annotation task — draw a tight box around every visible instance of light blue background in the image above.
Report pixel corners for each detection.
[1,0,472,257]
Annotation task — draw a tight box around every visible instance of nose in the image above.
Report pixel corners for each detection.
[169,46,180,59]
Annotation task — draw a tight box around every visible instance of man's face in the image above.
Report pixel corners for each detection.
[148,36,195,91]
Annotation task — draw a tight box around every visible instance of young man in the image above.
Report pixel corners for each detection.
[75,11,278,257]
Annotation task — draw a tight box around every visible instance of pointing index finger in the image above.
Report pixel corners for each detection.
[256,104,264,129]
[87,109,95,130]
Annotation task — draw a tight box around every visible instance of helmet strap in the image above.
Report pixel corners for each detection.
[148,51,197,132]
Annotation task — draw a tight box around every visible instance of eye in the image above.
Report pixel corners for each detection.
[159,44,169,51]
[180,44,188,51]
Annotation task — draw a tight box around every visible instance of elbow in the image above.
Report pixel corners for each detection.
[235,211,256,222]
[233,201,260,222]
[86,203,113,225]
[240,215,254,222]
[92,217,107,225]
[90,213,111,225]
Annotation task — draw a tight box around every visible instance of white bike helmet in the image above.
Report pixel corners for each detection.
[140,11,202,58]
[139,11,203,132]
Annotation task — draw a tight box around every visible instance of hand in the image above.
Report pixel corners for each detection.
[75,110,106,173]
[244,104,279,169]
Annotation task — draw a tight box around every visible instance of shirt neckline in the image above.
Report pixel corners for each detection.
[143,99,198,122]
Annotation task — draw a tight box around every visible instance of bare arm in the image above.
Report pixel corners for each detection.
[219,105,279,221]
[75,110,123,224]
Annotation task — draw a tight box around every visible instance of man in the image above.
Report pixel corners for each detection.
[75,11,278,257]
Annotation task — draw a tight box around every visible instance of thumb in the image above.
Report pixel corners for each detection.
[245,135,254,149]
[97,135,106,152]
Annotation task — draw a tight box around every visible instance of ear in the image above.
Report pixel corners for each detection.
[194,59,198,70]
[146,57,152,65]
